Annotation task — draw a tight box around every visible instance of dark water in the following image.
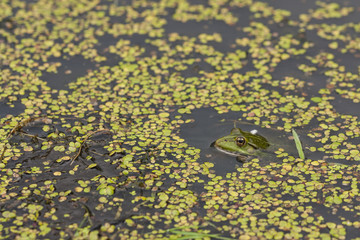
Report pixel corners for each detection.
[180,108,320,175]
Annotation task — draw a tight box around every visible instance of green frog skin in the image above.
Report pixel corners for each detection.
[214,128,270,158]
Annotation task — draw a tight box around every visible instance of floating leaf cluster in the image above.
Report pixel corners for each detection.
[0,0,360,239]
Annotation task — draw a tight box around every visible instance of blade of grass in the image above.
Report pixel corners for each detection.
[167,226,233,240]
[292,129,305,159]
[170,231,233,240]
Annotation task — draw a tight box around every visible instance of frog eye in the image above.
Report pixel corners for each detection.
[236,137,246,147]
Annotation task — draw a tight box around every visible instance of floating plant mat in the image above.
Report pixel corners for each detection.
[1,0,360,239]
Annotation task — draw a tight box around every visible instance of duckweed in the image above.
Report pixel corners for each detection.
[0,0,360,239]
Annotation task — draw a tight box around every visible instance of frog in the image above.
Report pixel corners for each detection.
[213,127,271,162]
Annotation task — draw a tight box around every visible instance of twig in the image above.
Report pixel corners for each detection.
[70,129,112,165]
[7,116,52,138]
